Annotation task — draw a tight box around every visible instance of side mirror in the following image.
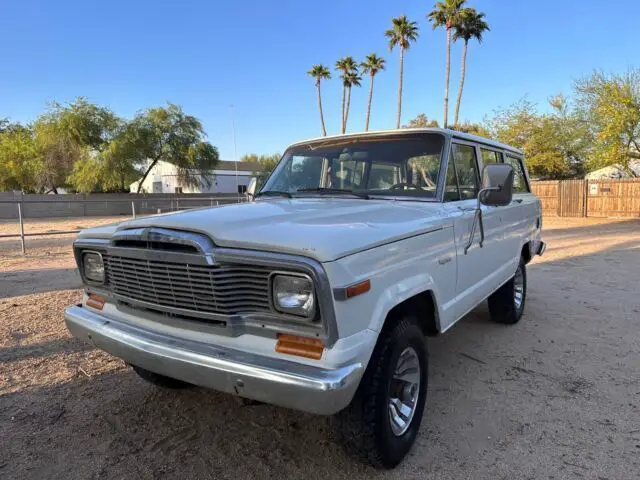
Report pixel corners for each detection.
[246,177,257,201]
[464,163,514,254]
[479,163,514,207]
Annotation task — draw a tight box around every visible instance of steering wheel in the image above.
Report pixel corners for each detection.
[389,182,424,190]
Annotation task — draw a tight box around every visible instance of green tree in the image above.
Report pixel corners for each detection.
[307,64,331,136]
[343,68,362,133]
[428,0,466,128]
[335,56,358,133]
[361,54,386,131]
[385,16,419,129]
[0,123,40,192]
[452,121,491,138]
[453,8,490,126]
[122,104,219,193]
[241,152,281,175]
[34,98,122,193]
[574,69,640,171]
[404,113,440,128]
[487,98,589,179]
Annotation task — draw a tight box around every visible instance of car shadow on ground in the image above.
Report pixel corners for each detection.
[0,267,81,299]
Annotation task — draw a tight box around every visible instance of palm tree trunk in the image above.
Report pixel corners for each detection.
[396,46,404,129]
[365,74,374,131]
[454,40,469,127]
[340,85,346,134]
[345,86,352,132]
[444,27,451,128]
[317,82,327,136]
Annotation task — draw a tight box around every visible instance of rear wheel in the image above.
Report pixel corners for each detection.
[488,258,527,324]
[131,365,193,389]
[335,315,428,469]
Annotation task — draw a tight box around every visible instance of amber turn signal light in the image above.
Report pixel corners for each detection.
[276,334,324,360]
[86,294,105,310]
[346,279,371,298]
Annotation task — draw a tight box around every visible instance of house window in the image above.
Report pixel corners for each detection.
[175,187,183,194]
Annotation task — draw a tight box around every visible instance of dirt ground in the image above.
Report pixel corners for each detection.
[1,216,639,479]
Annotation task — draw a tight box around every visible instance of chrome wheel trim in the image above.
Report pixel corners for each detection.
[514,266,524,310]
[388,346,421,436]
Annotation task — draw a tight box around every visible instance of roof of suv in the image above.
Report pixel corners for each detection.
[288,128,524,156]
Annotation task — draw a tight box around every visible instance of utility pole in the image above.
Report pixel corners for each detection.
[230,104,239,199]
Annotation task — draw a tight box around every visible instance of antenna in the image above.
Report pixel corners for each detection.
[230,104,239,197]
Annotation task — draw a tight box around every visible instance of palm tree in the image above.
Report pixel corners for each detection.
[343,69,362,133]
[335,56,358,133]
[453,8,489,126]
[307,64,331,136]
[428,0,466,128]
[385,16,419,129]
[361,54,386,131]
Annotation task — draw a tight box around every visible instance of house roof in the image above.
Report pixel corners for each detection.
[217,160,261,172]
[585,160,640,180]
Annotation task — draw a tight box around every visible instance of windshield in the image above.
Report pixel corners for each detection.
[260,133,445,199]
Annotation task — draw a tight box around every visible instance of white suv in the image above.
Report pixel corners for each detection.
[65,128,545,468]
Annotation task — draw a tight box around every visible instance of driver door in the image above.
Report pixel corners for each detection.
[443,142,505,323]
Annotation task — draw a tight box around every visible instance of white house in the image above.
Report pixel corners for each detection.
[585,159,640,180]
[130,160,261,194]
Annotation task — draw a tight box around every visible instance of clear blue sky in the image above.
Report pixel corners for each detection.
[1,0,638,160]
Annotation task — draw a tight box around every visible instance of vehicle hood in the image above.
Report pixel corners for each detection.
[79,198,447,262]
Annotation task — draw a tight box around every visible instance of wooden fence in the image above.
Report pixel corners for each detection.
[531,179,640,218]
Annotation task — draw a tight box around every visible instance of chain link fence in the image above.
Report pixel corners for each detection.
[0,194,246,254]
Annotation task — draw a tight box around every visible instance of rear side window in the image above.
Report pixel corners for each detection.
[481,149,503,165]
[505,156,530,193]
[450,144,479,200]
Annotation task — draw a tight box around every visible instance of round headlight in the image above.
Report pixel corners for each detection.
[83,252,105,283]
[272,274,315,317]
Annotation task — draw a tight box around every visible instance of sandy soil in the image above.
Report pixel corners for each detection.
[1,217,639,479]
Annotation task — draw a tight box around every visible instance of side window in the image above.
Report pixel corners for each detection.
[443,158,460,202]
[407,154,440,191]
[330,158,365,189]
[481,149,502,165]
[368,163,402,189]
[505,156,530,193]
[451,144,479,200]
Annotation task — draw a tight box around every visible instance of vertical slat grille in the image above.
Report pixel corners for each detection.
[103,255,271,315]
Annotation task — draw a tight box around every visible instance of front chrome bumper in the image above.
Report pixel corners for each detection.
[64,305,363,415]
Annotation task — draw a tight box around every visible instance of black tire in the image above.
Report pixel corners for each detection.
[488,257,527,324]
[131,365,193,389]
[335,315,428,469]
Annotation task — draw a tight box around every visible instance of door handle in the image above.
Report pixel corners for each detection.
[513,199,523,204]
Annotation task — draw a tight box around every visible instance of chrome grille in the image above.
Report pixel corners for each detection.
[103,255,272,315]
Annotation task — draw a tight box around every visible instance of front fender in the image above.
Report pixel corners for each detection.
[323,227,456,339]
[368,273,442,333]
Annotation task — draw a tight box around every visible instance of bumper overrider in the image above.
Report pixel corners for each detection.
[64,305,363,415]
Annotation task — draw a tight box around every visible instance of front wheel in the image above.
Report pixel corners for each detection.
[488,258,527,324]
[335,315,428,469]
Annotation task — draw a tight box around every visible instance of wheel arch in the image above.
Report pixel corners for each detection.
[381,289,441,337]
[521,241,533,264]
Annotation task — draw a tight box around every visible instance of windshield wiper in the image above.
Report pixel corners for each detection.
[256,190,292,198]
[296,187,369,199]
